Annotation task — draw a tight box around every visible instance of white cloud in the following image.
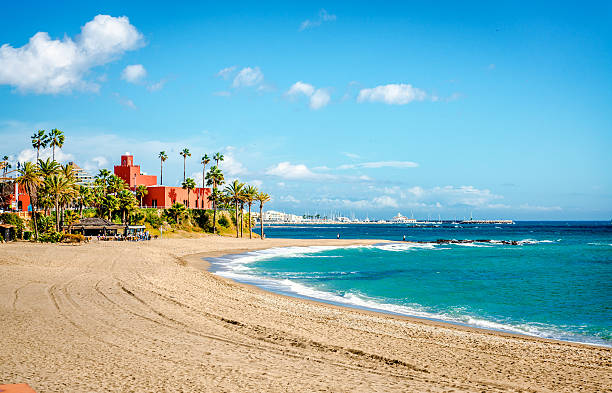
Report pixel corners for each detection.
[518,204,562,211]
[219,150,247,176]
[232,67,263,88]
[17,148,73,164]
[266,161,333,180]
[300,9,336,31]
[357,83,427,105]
[83,156,108,172]
[286,81,330,110]
[0,14,144,94]
[280,195,300,203]
[217,66,237,79]
[113,92,136,109]
[121,64,146,83]
[338,161,419,170]
[343,152,360,159]
[147,79,166,92]
[310,89,330,109]
[316,195,398,209]
[250,179,263,188]
[287,81,315,96]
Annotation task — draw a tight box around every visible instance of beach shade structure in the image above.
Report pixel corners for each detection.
[63,217,125,236]
[0,384,37,393]
[0,224,16,241]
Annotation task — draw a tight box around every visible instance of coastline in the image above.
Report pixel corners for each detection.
[1,237,610,392]
[189,245,606,349]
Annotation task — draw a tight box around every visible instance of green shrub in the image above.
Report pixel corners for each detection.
[61,233,86,243]
[145,209,164,228]
[131,210,146,225]
[218,216,229,227]
[36,215,55,234]
[0,213,24,238]
[190,209,210,230]
[38,231,63,243]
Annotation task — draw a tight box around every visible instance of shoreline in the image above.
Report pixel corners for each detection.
[1,237,610,392]
[187,243,606,350]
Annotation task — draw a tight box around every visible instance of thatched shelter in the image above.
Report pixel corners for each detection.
[67,217,125,236]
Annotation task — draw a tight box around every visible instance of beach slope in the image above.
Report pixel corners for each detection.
[0,238,610,392]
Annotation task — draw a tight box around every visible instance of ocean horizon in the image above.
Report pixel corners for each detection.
[209,221,612,347]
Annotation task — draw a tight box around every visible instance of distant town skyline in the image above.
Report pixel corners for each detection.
[1,1,610,220]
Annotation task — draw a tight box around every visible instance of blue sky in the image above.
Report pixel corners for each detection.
[1,1,610,219]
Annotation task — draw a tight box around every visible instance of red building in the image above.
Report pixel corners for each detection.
[114,154,211,209]
[4,183,31,213]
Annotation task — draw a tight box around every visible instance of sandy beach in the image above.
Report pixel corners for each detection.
[0,237,610,392]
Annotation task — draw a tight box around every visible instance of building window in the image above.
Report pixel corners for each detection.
[152,199,157,208]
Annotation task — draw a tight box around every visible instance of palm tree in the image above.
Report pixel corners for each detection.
[158,151,168,185]
[61,163,76,182]
[182,178,196,208]
[17,162,42,240]
[180,148,191,182]
[117,190,138,224]
[77,185,90,217]
[37,158,60,178]
[106,175,127,194]
[207,188,222,234]
[45,174,72,231]
[256,192,271,240]
[205,166,224,190]
[224,180,244,238]
[201,154,210,189]
[243,185,258,239]
[100,194,119,221]
[47,128,65,161]
[1,156,11,177]
[168,202,187,225]
[31,130,48,161]
[213,152,224,167]
[96,168,111,194]
[135,185,148,208]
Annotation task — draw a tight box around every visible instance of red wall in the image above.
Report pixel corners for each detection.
[142,186,211,209]
[113,154,211,209]
[114,155,157,189]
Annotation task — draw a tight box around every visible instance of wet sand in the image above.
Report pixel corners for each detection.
[0,237,610,392]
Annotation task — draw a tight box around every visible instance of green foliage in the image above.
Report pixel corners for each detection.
[144,209,163,227]
[0,213,24,238]
[164,203,188,225]
[38,231,63,243]
[190,209,210,229]
[36,215,55,234]
[218,215,229,227]
[131,210,146,225]
[61,233,86,243]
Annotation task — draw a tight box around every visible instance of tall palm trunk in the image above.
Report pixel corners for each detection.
[187,190,190,208]
[54,198,60,232]
[160,160,163,185]
[36,147,40,161]
[248,202,252,239]
[259,204,264,240]
[240,202,243,238]
[234,200,239,238]
[183,158,186,182]
[27,186,39,241]
[202,165,206,189]
[212,205,217,234]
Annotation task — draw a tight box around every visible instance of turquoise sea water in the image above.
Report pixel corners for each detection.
[208,222,612,346]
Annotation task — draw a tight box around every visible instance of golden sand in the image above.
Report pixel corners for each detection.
[0,237,610,392]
